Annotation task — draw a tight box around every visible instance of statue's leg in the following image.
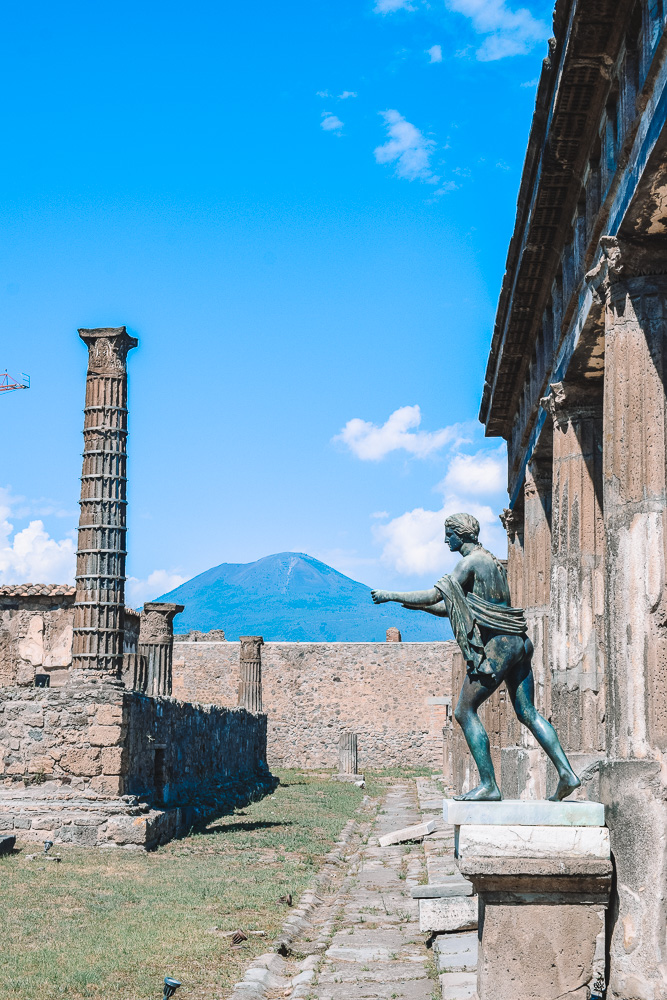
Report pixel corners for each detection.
[453,673,502,801]
[505,646,581,801]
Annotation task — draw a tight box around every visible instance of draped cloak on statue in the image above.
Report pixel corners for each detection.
[433,575,527,677]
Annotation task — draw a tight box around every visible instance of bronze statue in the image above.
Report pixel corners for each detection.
[371,512,580,802]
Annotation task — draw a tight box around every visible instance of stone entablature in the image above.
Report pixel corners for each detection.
[481,0,667,500]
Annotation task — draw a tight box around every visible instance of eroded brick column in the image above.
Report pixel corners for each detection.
[71,327,137,684]
[541,381,605,760]
[139,603,184,696]
[238,636,263,713]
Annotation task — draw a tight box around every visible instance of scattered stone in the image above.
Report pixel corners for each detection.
[419,896,478,933]
[332,774,365,783]
[378,819,436,847]
[278,893,293,906]
[231,930,248,945]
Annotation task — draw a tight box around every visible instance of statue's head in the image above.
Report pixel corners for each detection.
[445,513,480,551]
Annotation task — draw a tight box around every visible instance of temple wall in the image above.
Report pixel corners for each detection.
[172,638,455,770]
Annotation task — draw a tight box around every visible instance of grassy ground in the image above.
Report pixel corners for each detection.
[0,769,387,1000]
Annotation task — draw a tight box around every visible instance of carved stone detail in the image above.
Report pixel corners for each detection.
[540,381,602,428]
[238,636,264,713]
[79,327,139,376]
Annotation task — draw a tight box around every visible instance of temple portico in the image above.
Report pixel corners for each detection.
[476,2,667,994]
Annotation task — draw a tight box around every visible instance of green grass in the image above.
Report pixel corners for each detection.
[0,769,378,1000]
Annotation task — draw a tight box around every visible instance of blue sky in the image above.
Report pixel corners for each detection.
[0,0,552,604]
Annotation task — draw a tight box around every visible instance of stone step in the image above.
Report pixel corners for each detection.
[412,879,473,898]
[434,931,478,973]
[444,798,605,827]
[440,971,478,999]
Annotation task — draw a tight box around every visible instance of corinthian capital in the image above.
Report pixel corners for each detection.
[79,327,138,375]
[540,381,601,428]
[586,235,667,303]
[499,507,522,540]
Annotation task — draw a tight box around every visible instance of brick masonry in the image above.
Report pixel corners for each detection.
[172,638,455,770]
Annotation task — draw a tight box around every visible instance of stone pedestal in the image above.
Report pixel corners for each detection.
[444,799,611,1000]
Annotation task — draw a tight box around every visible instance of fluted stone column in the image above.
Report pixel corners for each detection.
[499,506,524,609]
[541,381,605,763]
[139,603,184,696]
[523,459,553,726]
[588,235,667,1000]
[338,732,358,775]
[238,636,263,713]
[71,327,137,684]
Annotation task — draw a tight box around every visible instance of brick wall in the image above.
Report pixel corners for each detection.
[172,639,455,770]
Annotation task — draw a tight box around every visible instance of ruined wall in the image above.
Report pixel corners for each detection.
[172,638,454,769]
[0,686,267,797]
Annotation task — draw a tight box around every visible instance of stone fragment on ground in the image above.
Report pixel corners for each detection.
[378,819,436,847]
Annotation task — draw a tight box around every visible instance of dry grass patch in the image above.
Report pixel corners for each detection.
[0,769,382,1000]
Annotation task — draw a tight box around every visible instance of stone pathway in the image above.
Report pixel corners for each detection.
[229,777,477,1000]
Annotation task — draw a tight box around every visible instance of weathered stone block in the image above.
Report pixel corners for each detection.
[419,896,478,933]
[444,798,605,827]
[378,820,436,847]
[90,774,124,795]
[87,725,124,747]
[61,747,102,776]
[94,704,123,726]
[458,824,610,859]
[100,747,127,775]
[71,824,99,846]
[105,814,149,845]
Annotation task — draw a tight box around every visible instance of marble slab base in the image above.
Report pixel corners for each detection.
[443,798,604,827]
[458,823,610,860]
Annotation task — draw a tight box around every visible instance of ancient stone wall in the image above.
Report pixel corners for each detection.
[0,685,269,846]
[172,637,454,769]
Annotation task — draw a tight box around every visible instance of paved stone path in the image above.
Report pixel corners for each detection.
[230,777,477,1000]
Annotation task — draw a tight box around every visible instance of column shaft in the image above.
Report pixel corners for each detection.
[238,636,263,713]
[71,327,137,684]
[338,732,358,775]
[138,603,184,697]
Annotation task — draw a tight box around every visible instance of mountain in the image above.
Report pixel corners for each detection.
[157,551,454,642]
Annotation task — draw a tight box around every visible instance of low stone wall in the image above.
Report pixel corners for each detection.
[172,639,455,770]
[0,685,270,846]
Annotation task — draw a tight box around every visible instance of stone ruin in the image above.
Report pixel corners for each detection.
[0,327,273,848]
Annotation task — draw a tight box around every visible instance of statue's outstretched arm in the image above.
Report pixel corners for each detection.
[402,600,449,618]
[371,587,441,606]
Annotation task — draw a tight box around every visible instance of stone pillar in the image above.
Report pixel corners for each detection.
[589,237,667,999]
[238,636,263,713]
[499,506,523,609]
[523,459,553,724]
[541,381,605,777]
[71,327,137,684]
[138,603,184,697]
[449,799,611,1000]
[338,732,358,775]
[386,627,401,642]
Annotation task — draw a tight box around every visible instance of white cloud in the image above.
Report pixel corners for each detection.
[334,405,465,461]
[316,90,331,97]
[126,570,187,609]
[374,498,505,576]
[0,489,76,585]
[427,44,443,62]
[441,447,505,495]
[374,0,415,11]
[521,77,539,88]
[321,112,344,133]
[445,0,548,60]
[339,91,357,99]
[371,511,390,519]
[374,110,438,183]
[371,438,508,577]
